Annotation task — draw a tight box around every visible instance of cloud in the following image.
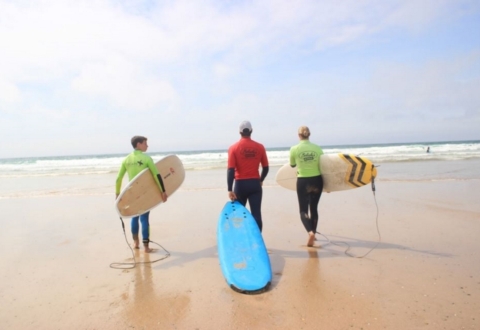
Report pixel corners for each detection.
[0,80,21,104]
[2,0,470,83]
[370,51,480,120]
[0,0,479,157]
[71,55,177,111]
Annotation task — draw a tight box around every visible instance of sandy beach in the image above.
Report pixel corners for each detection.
[1,161,480,329]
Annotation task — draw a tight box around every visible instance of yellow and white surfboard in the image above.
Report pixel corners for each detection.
[275,154,377,192]
[115,155,185,218]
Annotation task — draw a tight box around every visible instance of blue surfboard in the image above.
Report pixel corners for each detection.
[217,201,272,294]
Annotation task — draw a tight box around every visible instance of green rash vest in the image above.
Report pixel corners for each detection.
[289,140,324,178]
[115,150,164,195]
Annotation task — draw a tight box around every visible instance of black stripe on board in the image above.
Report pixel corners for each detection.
[343,154,361,187]
[354,156,368,185]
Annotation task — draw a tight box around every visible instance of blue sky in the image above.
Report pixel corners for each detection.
[1,0,479,158]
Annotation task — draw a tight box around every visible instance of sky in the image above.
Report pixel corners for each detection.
[1,0,479,158]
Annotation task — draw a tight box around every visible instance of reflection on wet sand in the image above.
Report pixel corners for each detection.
[121,252,191,328]
[298,249,324,319]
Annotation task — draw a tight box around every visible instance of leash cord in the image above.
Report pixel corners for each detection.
[110,217,170,269]
[317,177,381,258]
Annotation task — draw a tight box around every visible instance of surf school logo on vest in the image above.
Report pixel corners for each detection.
[300,151,316,162]
[241,148,257,158]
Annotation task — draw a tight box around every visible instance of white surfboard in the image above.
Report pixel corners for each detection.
[275,154,377,192]
[115,155,185,218]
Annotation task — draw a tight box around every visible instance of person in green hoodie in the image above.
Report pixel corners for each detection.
[115,136,168,253]
[289,126,324,247]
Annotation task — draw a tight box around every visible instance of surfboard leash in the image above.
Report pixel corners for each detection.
[110,217,170,270]
[317,168,381,258]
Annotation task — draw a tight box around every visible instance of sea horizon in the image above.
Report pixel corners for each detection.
[3,139,479,161]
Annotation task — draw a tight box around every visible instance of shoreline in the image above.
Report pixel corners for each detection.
[1,158,480,200]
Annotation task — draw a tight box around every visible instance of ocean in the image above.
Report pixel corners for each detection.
[1,140,479,199]
[1,140,479,178]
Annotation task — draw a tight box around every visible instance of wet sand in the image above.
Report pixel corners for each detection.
[1,169,479,329]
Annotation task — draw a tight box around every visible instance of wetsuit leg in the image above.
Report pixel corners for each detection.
[233,182,247,207]
[308,176,323,233]
[234,179,263,231]
[248,186,263,232]
[131,216,140,239]
[297,177,313,233]
[139,211,150,243]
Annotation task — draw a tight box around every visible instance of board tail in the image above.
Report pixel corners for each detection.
[230,282,271,295]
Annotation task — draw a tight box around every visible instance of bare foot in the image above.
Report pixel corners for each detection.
[307,232,315,247]
[133,239,140,249]
[143,243,153,253]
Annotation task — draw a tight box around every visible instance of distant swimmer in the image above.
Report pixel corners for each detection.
[426,146,430,153]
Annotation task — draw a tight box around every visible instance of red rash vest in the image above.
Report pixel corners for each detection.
[228,137,269,180]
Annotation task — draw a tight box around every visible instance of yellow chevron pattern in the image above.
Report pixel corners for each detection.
[339,154,377,188]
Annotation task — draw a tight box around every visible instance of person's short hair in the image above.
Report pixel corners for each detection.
[131,135,147,148]
[298,126,310,138]
[239,120,252,136]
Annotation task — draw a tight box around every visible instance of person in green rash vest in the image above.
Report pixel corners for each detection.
[115,136,168,253]
[289,126,324,247]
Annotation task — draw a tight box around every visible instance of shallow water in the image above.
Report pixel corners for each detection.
[1,158,479,199]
